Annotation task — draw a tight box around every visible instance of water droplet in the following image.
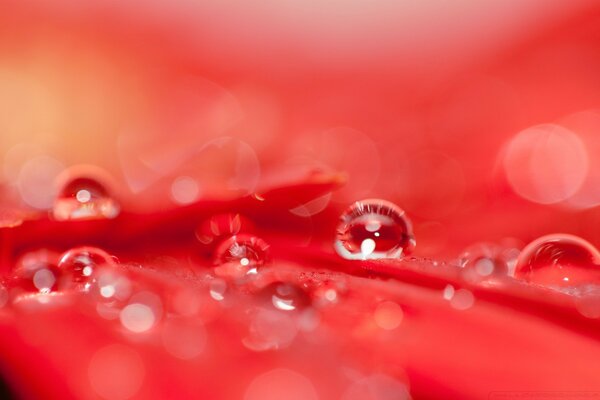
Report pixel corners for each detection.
[459,243,512,279]
[514,234,600,287]
[53,176,120,221]
[213,234,270,279]
[58,247,117,290]
[260,282,310,312]
[11,249,61,295]
[335,199,415,260]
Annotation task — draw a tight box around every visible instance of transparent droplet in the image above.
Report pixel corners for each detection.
[213,234,270,279]
[53,176,120,221]
[11,249,61,295]
[514,234,600,287]
[58,247,117,290]
[459,243,512,279]
[260,282,310,312]
[335,199,415,260]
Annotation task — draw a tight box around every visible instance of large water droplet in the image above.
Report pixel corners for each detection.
[213,234,270,278]
[58,247,117,290]
[514,234,600,287]
[335,199,415,260]
[53,176,120,221]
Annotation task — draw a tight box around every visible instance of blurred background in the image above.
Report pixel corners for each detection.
[2,0,600,257]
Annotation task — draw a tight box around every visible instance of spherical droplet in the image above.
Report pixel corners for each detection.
[58,247,117,290]
[514,234,600,287]
[53,176,120,221]
[260,282,310,312]
[213,234,270,278]
[335,199,415,260]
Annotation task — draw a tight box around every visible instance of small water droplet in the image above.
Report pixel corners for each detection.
[335,199,415,260]
[213,234,270,279]
[195,213,254,247]
[260,282,310,312]
[459,243,512,279]
[514,234,600,287]
[11,249,61,295]
[53,176,120,221]
[58,247,117,290]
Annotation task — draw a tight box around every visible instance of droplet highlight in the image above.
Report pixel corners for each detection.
[335,199,415,260]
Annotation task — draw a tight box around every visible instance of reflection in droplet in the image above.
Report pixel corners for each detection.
[58,247,116,290]
[213,235,270,279]
[196,213,254,247]
[53,175,120,221]
[335,199,415,260]
[88,344,145,400]
[260,282,310,312]
[514,234,600,287]
[209,279,228,301]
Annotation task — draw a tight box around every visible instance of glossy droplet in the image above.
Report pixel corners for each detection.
[335,199,415,260]
[260,282,310,311]
[58,247,117,290]
[514,234,600,287]
[11,249,61,295]
[53,176,120,221]
[213,234,270,278]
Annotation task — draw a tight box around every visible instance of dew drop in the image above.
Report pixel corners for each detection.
[213,234,270,278]
[58,247,117,290]
[53,176,120,221]
[335,199,415,260]
[459,243,512,279]
[260,282,310,312]
[514,234,600,287]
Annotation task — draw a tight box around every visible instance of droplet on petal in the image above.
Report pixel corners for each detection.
[213,234,270,279]
[459,243,511,279]
[58,247,117,290]
[514,234,600,287]
[335,199,415,260]
[53,176,120,221]
[260,282,310,312]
